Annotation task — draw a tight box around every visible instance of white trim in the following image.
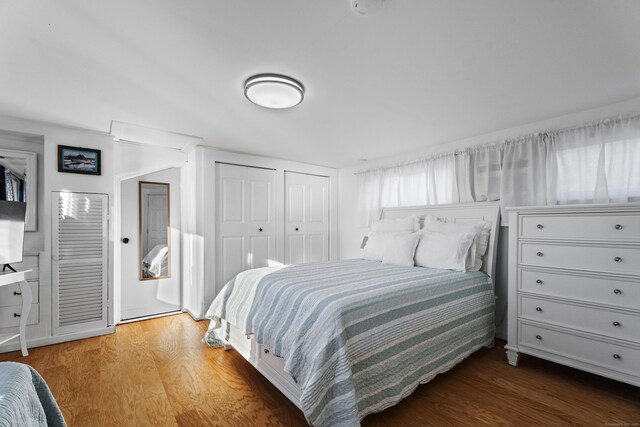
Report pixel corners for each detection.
[0,326,115,354]
[118,310,181,324]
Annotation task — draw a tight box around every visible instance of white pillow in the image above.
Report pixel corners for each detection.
[382,233,421,267]
[371,215,419,232]
[362,231,410,261]
[414,231,476,271]
[423,216,491,272]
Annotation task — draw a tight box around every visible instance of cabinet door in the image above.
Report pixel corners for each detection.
[52,192,109,335]
[216,164,276,289]
[285,172,329,264]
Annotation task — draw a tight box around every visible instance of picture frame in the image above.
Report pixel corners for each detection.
[57,145,101,175]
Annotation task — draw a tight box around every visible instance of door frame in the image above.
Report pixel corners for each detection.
[113,165,185,325]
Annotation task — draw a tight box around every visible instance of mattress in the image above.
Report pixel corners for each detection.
[206,259,495,427]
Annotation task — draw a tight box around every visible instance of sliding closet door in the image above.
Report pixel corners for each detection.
[216,163,276,288]
[285,172,329,264]
[52,192,109,335]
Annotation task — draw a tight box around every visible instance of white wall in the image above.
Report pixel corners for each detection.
[0,115,115,351]
[186,146,339,319]
[338,98,640,340]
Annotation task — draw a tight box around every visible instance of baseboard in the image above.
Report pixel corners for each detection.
[184,308,205,321]
[0,326,116,354]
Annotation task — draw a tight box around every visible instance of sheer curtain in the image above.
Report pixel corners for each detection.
[555,116,640,204]
[356,115,640,227]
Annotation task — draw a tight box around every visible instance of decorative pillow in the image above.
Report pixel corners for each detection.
[414,231,476,271]
[362,231,410,261]
[423,216,491,272]
[371,215,419,233]
[381,233,421,267]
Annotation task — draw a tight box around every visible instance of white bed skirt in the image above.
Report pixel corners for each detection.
[221,319,303,410]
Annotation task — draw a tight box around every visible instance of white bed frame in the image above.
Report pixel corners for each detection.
[222,202,502,410]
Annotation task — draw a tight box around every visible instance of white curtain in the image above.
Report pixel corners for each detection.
[356,115,640,227]
[555,116,640,204]
[500,134,557,221]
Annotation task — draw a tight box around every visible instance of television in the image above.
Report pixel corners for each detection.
[0,200,26,272]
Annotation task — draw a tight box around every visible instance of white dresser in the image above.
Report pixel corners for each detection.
[506,203,640,387]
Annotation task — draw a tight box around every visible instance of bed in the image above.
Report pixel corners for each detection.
[205,202,501,427]
[0,362,66,427]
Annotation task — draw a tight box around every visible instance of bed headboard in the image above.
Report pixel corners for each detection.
[379,202,501,280]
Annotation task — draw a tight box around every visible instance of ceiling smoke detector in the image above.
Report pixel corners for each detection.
[350,0,384,16]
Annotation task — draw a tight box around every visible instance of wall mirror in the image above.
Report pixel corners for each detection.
[0,149,37,231]
[139,181,170,280]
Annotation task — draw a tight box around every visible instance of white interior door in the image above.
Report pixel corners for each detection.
[285,172,329,264]
[52,192,109,335]
[216,163,276,289]
[120,168,181,321]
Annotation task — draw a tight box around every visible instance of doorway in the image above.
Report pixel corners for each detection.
[120,168,181,321]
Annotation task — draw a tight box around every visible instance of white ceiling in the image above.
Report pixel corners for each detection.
[1,1,639,168]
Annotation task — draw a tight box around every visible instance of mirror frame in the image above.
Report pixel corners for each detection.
[0,148,37,231]
[138,181,171,281]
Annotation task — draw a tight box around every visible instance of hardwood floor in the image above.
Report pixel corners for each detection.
[1,314,638,426]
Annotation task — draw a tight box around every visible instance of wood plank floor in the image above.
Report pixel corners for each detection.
[1,314,638,426]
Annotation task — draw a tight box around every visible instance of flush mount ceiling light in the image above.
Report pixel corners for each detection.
[244,74,304,109]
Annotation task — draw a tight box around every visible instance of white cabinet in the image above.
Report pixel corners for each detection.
[506,203,640,387]
[285,171,329,264]
[216,163,277,287]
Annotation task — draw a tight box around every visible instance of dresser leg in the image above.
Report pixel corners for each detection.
[18,280,32,357]
[506,349,520,366]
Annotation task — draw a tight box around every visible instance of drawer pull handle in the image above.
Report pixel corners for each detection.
[536,224,543,229]
[613,321,621,327]
[535,307,542,312]
[614,257,622,263]
[536,252,543,257]
[613,354,621,360]
[535,335,542,340]
[258,228,263,232]
[263,348,269,354]
[13,313,20,318]
[536,279,543,284]
[615,224,623,230]
[613,289,622,295]
[13,291,21,296]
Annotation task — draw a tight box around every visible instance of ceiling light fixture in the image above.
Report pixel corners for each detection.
[244,74,304,109]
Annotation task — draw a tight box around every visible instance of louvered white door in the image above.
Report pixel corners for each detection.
[53,192,109,335]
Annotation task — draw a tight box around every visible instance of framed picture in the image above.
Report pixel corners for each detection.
[57,145,101,175]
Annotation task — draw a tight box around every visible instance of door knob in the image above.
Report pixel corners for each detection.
[122,237,130,244]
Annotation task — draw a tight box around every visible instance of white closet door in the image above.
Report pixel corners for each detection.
[52,192,109,335]
[216,164,276,288]
[285,172,329,264]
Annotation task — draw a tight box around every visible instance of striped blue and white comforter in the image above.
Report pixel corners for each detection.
[206,259,495,427]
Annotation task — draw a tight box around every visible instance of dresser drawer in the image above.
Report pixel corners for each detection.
[521,214,640,242]
[520,269,640,310]
[0,281,39,307]
[520,322,640,375]
[520,242,640,275]
[0,303,39,328]
[520,296,640,342]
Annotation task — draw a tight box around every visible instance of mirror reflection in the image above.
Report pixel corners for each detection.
[0,156,27,203]
[139,181,170,280]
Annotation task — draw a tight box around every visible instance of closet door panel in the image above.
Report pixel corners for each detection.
[287,235,305,265]
[217,163,276,291]
[285,172,329,264]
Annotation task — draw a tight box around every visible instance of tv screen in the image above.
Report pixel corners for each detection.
[0,201,26,266]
